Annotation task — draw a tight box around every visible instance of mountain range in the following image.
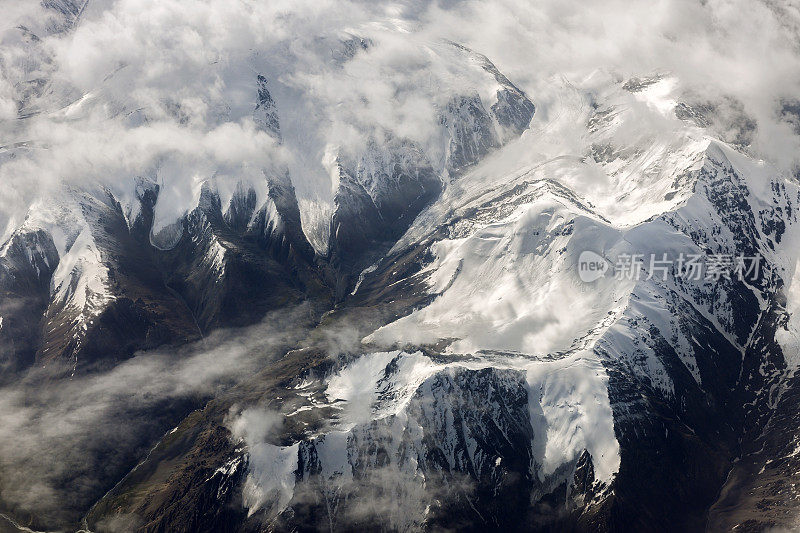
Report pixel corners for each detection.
[2,1,800,532]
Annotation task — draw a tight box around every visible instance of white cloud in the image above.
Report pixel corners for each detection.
[3,0,797,247]
[0,303,315,525]
[0,0,798,526]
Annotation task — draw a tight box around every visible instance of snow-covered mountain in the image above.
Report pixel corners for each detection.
[70,76,800,533]
[204,79,800,532]
[2,1,800,532]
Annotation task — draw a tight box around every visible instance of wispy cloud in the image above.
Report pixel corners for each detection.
[0,304,314,527]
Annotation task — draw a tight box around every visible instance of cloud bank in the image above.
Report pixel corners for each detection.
[1,0,800,527]
[2,0,799,251]
[0,304,314,527]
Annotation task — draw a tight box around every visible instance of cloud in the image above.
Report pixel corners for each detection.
[425,0,800,169]
[0,303,315,528]
[1,0,800,527]
[4,0,799,247]
[0,1,496,247]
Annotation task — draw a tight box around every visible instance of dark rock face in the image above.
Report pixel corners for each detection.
[621,75,663,93]
[158,183,325,333]
[704,292,799,532]
[33,186,203,374]
[329,167,384,265]
[571,450,596,499]
[779,98,800,135]
[0,175,327,376]
[324,44,535,296]
[442,93,500,173]
[492,86,537,137]
[331,35,372,64]
[327,139,442,297]
[254,173,319,264]
[673,96,757,147]
[271,366,536,532]
[41,0,88,32]
[254,75,281,141]
[0,229,59,375]
[448,42,536,141]
[675,102,714,128]
[224,185,258,232]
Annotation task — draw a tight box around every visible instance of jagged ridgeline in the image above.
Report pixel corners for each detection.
[0,38,534,376]
[2,2,800,533]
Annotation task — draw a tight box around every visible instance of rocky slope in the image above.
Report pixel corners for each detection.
[74,77,800,533]
[1,4,800,532]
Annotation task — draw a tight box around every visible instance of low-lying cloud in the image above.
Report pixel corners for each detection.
[2,0,800,528]
[0,304,315,528]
